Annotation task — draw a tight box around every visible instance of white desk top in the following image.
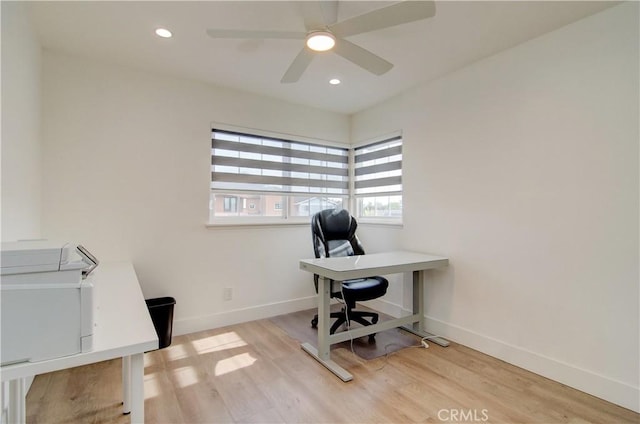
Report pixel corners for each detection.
[1,262,158,381]
[299,250,449,281]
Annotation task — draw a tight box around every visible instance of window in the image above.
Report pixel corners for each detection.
[210,126,402,224]
[354,136,403,221]
[210,127,349,222]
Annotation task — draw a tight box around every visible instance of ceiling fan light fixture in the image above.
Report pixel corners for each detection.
[155,28,173,38]
[306,31,335,52]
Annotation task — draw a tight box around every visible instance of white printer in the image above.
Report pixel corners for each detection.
[1,241,98,365]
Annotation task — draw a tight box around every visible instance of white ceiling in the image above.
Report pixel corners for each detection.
[28,1,617,115]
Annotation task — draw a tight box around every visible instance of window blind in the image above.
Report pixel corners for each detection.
[354,136,402,195]
[211,129,349,195]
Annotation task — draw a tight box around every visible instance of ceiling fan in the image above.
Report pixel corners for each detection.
[206,1,436,83]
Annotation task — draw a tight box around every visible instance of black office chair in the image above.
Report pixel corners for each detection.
[310,208,389,340]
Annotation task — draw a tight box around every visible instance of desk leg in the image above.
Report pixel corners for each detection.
[401,270,450,347]
[8,378,26,424]
[122,355,131,415]
[317,275,330,360]
[301,276,353,382]
[129,353,145,423]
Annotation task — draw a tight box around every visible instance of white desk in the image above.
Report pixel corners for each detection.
[299,250,449,381]
[1,262,158,423]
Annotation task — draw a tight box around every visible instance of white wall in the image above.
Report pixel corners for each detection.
[352,3,639,412]
[41,51,350,335]
[0,1,43,418]
[1,1,42,241]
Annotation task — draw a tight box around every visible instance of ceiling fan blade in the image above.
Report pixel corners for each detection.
[329,1,435,38]
[320,0,339,26]
[206,29,305,40]
[281,48,315,83]
[333,39,393,76]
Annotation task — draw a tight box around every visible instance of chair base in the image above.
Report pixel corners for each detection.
[311,308,379,341]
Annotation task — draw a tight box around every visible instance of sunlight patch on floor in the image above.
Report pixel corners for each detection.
[214,352,257,376]
[144,372,162,399]
[191,331,247,354]
[171,365,199,388]
[163,342,190,361]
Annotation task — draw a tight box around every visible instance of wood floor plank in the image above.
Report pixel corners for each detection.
[396,345,573,423]
[25,318,639,424]
[173,376,234,423]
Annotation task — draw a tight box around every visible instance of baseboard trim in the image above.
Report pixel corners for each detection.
[173,296,317,336]
[365,298,639,413]
[425,315,640,413]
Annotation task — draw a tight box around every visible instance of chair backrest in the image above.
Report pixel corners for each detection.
[311,209,365,259]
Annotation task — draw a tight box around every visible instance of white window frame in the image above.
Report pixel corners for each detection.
[352,132,403,226]
[208,123,350,226]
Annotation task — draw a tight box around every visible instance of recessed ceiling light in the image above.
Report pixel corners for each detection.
[306,31,335,52]
[155,28,172,38]
[329,79,341,85]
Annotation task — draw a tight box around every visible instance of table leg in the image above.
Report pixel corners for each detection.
[122,355,131,415]
[8,378,26,424]
[401,270,450,347]
[129,353,145,423]
[415,270,425,331]
[317,276,330,360]
[301,276,353,382]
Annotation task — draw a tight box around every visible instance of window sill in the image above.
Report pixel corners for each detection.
[206,219,310,229]
[206,218,403,229]
[357,219,404,228]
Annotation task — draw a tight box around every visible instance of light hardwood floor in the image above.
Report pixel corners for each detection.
[26,318,639,424]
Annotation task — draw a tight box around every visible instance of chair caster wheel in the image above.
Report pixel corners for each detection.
[311,317,318,328]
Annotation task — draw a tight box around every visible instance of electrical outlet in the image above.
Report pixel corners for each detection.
[223,287,232,301]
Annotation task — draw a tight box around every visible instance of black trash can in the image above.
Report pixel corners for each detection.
[145,297,176,349]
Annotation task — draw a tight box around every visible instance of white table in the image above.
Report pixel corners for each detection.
[1,262,158,423]
[299,250,449,381]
